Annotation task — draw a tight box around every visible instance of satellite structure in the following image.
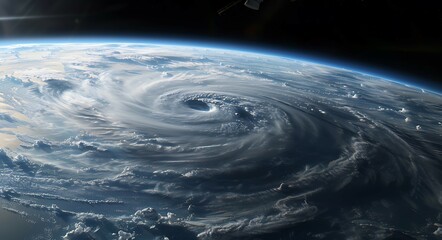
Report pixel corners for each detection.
[218,0,264,15]
[244,0,264,10]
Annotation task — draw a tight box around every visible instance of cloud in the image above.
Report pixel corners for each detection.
[0,113,17,123]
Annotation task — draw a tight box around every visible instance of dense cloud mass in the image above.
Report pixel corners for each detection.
[0,43,441,239]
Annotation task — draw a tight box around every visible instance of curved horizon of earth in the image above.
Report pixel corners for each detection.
[0,41,441,240]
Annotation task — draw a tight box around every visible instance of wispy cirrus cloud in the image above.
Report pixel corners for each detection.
[0,15,65,21]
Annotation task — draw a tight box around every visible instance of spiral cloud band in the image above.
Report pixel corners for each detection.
[0,43,440,239]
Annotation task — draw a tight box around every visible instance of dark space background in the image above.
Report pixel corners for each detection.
[0,0,441,90]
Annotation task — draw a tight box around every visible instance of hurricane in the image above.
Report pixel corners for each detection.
[0,42,441,239]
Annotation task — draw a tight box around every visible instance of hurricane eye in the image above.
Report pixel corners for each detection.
[184,99,211,111]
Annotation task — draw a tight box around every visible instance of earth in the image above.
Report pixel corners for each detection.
[0,41,441,240]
